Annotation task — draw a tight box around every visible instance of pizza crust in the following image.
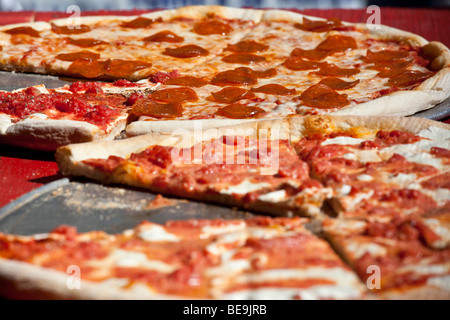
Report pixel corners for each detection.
[125,118,258,137]
[0,118,127,151]
[0,258,185,300]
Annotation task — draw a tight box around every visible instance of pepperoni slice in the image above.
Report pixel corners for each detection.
[193,19,233,35]
[4,26,40,37]
[67,37,107,47]
[226,40,269,53]
[106,59,152,78]
[222,53,266,65]
[430,147,450,159]
[366,49,410,63]
[315,63,360,77]
[318,78,360,90]
[55,51,100,61]
[250,84,296,95]
[252,68,278,79]
[211,67,276,87]
[68,59,111,79]
[165,76,208,87]
[216,104,265,119]
[300,84,350,109]
[132,98,183,118]
[387,71,434,88]
[150,87,198,104]
[211,67,278,87]
[163,45,209,58]
[143,30,184,43]
[372,60,412,78]
[283,56,324,71]
[51,23,91,35]
[120,17,162,28]
[211,87,255,103]
[290,48,330,61]
[210,68,258,86]
[294,17,343,32]
[315,35,357,53]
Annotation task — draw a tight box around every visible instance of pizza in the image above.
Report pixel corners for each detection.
[55,114,450,219]
[0,80,157,150]
[0,216,369,300]
[0,114,448,299]
[322,214,450,299]
[0,5,449,300]
[0,5,449,150]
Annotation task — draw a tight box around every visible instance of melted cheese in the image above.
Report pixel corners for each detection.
[88,249,177,273]
[321,136,366,146]
[258,190,287,203]
[137,224,180,242]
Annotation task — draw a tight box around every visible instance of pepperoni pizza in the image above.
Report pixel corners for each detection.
[0,6,449,149]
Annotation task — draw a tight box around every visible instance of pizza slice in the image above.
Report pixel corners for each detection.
[322,213,450,299]
[0,80,157,150]
[0,216,368,300]
[290,115,450,219]
[56,122,332,218]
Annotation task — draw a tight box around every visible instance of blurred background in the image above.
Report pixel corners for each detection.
[0,0,449,11]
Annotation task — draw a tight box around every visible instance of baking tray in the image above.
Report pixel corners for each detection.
[0,178,254,235]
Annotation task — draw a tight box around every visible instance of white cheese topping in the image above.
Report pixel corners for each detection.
[418,126,450,144]
[345,240,387,259]
[427,275,450,291]
[257,190,287,203]
[356,174,373,181]
[201,223,246,238]
[336,184,352,196]
[343,149,381,163]
[397,261,450,276]
[137,224,180,242]
[423,218,450,249]
[389,173,417,186]
[219,179,271,195]
[88,249,177,273]
[321,136,366,146]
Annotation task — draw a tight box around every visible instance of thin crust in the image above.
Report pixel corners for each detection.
[0,258,186,300]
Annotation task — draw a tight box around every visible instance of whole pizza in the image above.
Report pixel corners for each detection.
[0,6,449,300]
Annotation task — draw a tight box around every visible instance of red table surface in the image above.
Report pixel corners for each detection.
[0,7,449,208]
